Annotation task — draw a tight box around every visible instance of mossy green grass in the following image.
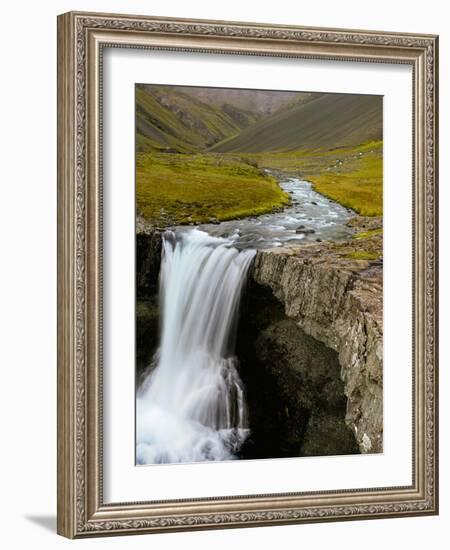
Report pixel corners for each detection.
[248,141,383,217]
[309,150,382,217]
[344,250,380,261]
[353,228,383,240]
[136,152,290,226]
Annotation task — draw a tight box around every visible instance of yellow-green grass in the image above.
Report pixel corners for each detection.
[137,153,290,226]
[136,85,253,154]
[353,228,383,239]
[246,141,383,217]
[344,250,380,261]
[309,153,382,217]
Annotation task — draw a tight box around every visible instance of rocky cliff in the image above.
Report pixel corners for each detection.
[251,227,383,454]
[236,282,360,459]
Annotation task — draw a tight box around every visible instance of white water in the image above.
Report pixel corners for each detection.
[196,176,354,249]
[136,229,256,465]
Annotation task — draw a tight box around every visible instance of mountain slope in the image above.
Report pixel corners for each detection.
[136,85,260,153]
[176,87,301,115]
[211,93,382,153]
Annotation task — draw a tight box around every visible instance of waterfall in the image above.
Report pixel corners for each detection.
[136,229,256,465]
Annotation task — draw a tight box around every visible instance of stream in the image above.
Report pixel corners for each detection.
[193,174,354,249]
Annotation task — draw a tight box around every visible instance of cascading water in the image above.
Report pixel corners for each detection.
[136,229,256,465]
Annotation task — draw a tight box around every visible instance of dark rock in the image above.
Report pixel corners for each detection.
[136,230,162,296]
[301,413,359,456]
[135,227,163,378]
[251,240,383,454]
[136,298,159,376]
[236,283,359,459]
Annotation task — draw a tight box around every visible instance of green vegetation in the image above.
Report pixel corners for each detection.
[309,154,382,216]
[328,219,382,261]
[354,228,383,240]
[344,250,380,261]
[136,85,258,153]
[251,141,383,217]
[136,153,290,225]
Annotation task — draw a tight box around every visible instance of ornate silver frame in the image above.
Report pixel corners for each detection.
[57,11,439,538]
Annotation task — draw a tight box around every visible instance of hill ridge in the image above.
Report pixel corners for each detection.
[210,92,382,153]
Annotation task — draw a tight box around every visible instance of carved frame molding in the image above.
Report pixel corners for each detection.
[57,11,438,538]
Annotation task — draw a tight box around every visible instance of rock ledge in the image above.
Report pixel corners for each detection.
[251,235,383,453]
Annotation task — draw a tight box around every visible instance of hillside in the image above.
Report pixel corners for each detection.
[211,93,382,153]
[136,84,260,153]
[177,86,301,115]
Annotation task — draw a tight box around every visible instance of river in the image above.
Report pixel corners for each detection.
[195,174,354,249]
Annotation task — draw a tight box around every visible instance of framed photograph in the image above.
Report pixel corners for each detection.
[57,11,439,538]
